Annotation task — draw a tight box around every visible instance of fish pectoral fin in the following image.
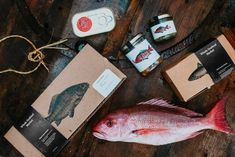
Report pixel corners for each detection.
[69,109,75,118]
[137,98,203,117]
[55,120,62,126]
[48,94,59,115]
[132,128,168,135]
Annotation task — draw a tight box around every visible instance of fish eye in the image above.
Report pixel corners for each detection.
[106,120,113,127]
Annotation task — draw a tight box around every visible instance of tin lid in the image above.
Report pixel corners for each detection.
[150,14,171,23]
[158,14,171,19]
[122,33,143,52]
[129,33,143,45]
[72,7,116,37]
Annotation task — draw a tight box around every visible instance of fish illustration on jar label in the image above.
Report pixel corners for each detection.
[151,21,177,40]
[126,39,160,72]
[132,46,153,63]
[155,25,171,33]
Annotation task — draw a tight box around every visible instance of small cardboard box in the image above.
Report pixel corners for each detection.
[4,44,126,157]
[163,35,235,102]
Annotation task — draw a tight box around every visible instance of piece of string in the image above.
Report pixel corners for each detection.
[0,35,68,75]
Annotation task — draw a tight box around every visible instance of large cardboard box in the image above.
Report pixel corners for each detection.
[4,44,126,157]
[163,35,235,101]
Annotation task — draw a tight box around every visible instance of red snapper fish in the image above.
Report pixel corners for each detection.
[92,97,234,146]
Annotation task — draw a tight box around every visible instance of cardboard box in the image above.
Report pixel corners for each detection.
[4,44,126,157]
[163,35,235,101]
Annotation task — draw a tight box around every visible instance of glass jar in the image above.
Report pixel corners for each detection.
[149,14,177,42]
[122,33,162,76]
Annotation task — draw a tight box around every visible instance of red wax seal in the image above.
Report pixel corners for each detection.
[77,16,92,32]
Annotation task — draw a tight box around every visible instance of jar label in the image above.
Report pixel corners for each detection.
[126,39,160,72]
[151,21,177,40]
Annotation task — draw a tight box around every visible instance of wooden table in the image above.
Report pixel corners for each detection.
[0,0,235,157]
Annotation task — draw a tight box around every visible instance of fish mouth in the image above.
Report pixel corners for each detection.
[81,82,89,89]
[188,75,196,81]
[93,131,105,139]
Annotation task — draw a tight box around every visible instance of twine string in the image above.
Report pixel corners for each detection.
[0,35,68,75]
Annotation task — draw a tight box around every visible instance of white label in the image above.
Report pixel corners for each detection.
[93,69,121,98]
[126,39,160,72]
[150,21,177,40]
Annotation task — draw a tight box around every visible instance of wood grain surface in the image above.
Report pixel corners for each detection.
[0,0,235,157]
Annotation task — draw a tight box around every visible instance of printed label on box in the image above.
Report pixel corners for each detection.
[195,39,234,83]
[93,69,121,97]
[14,107,68,157]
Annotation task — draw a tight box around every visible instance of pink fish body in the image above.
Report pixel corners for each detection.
[92,97,234,146]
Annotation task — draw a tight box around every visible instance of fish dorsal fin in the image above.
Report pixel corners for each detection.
[48,94,59,115]
[137,98,203,117]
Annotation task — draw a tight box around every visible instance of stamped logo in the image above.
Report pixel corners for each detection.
[77,16,92,32]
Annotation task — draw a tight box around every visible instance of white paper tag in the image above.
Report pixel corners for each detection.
[151,20,177,40]
[93,69,121,97]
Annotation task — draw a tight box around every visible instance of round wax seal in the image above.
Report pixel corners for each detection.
[77,17,92,32]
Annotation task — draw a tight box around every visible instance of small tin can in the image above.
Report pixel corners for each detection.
[122,33,162,76]
[149,14,177,42]
[72,8,116,37]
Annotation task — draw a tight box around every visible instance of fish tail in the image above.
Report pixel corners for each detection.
[148,46,153,51]
[206,97,235,135]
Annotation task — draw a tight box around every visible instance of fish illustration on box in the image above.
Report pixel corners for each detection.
[155,25,171,33]
[45,83,89,126]
[132,46,153,64]
[188,63,207,81]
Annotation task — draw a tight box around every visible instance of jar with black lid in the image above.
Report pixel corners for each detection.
[149,14,177,42]
[122,33,162,76]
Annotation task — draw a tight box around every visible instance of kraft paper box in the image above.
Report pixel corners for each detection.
[4,44,126,157]
[163,35,235,102]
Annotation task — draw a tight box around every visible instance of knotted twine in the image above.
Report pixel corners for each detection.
[0,35,68,75]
